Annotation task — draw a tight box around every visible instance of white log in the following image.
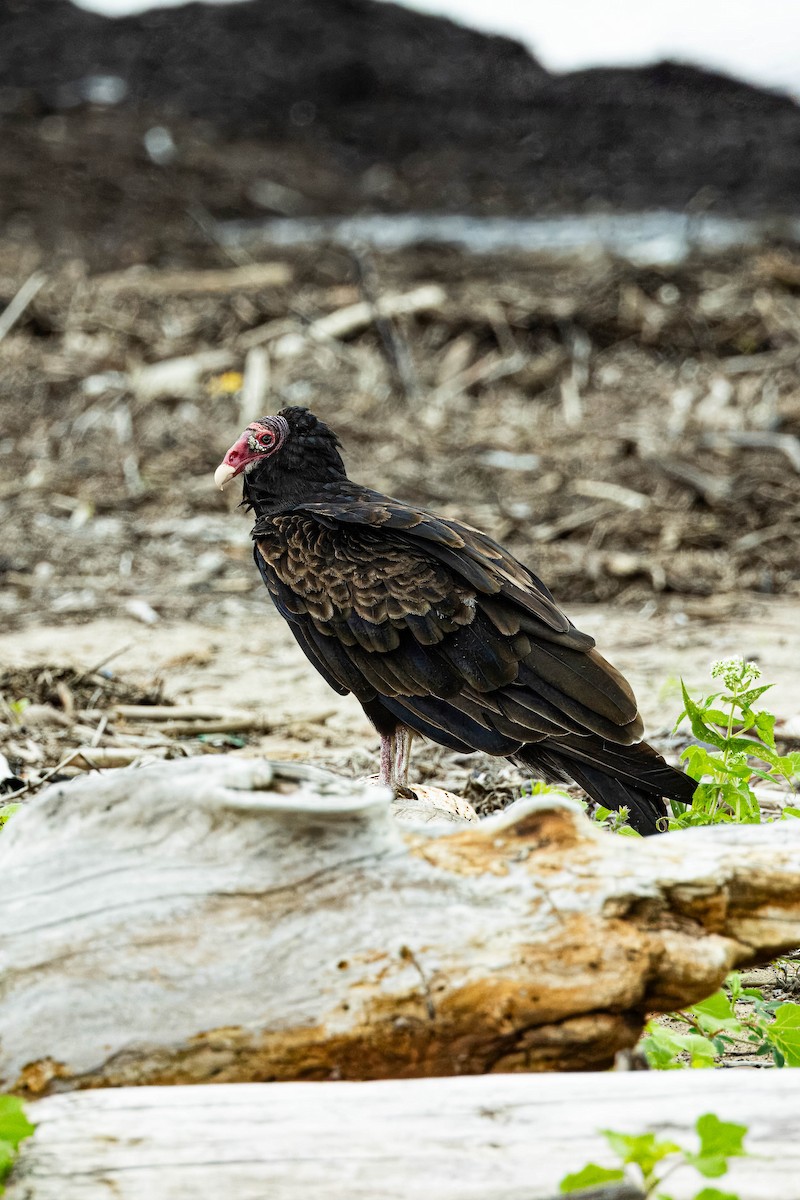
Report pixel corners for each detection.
[91,262,292,294]
[129,349,237,401]
[8,1072,800,1200]
[2,756,800,1093]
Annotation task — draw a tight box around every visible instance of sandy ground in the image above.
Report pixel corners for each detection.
[3,595,797,791]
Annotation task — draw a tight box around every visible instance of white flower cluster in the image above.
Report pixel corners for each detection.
[710,657,761,690]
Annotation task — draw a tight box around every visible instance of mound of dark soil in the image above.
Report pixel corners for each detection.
[1,0,799,235]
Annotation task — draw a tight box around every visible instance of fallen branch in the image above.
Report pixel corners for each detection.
[652,456,732,504]
[91,262,292,294]
[8,1071,800,1200]
[701,430,800,473]
[241,283,446,351]
[0,271,47,342]
[532,501,612,542]
[71,746,170,769]
[113,705,257,722]
[144,717,274,737]
[429,349,527,406]
[3,756,800,1093]
[238,344,271,426]
[571,479,651,511]
[307,283,446,340]
[720,345,799,374]
[129,349,237,402]
[113,704,278,734]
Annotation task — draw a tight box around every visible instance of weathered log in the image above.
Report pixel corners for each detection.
[2,755,800,1093]
[8,1072,800,1200]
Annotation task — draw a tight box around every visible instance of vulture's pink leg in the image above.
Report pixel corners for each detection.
[379,734,394,787]
[393,728,413,787]
[379,729,414,789]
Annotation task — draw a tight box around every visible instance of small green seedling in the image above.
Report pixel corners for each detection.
[0,1095,35,1195]
[641,971,800,1070]
[0,804,20,831]
[560,1112,747,1199]
[584,802,641,838]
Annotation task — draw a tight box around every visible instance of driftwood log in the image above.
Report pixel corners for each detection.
[2,755,800,1093]
[7,1072,800,1200]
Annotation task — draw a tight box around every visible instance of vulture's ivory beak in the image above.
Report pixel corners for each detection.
[214,462,238,490]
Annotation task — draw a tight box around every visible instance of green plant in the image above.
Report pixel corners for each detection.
[641,971,800,1069]
[5,699,29,722]
[560,1112,747,1199]
[584,802,641,838]
[0,1095,35,1195]
[0,804,20,831]
[668,657,800,829]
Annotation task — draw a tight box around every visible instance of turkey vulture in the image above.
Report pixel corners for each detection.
[215,407,694,833]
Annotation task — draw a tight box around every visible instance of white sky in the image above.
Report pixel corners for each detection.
[77,0,800,98]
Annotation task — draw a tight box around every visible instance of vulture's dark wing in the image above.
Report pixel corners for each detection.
[252,485,645,761]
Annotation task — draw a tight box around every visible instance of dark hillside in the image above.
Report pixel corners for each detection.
[0,0,798,232]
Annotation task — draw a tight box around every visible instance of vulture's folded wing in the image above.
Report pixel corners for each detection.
[290,487,573,634]
[252,486,644,753]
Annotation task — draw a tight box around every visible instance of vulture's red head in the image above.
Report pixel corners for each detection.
[214,414,289,490]
[215,407,346,501]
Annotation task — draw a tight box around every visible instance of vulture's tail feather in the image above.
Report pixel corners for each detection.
[515,741,696,836]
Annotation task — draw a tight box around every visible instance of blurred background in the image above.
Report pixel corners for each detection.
[0,0,798,802]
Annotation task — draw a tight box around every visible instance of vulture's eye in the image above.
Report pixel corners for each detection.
[247,430,274,452]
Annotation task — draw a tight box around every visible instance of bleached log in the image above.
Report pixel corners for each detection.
[248,284,447,353]
[304,283,446,341]
[2,756,800,1094]
[91,262,292,294]
[129,349,237,401]
[8,1072,800,1200]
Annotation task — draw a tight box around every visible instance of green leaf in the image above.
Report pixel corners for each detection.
[0,1096,35,1149]
[684,1035,721,1068]
[559,1163,626,1193]
[725,972,742,1001]
[723,736,782,767]
[736,708,756,734]
[639,1025,686,1069]
[753,711,776,749]
[782,807,800,821]
[0,803,20,830]
[0,1095,35,1190]
[696,1113,747,1157]
[684,1113,747,1178]
[681,745,718,781]
[775,755,800,781]
[689,990,741,1035]
[601,1130,681,1179]
[765,1003,800,1067]
[680,684,729,751]
[639,1022,723,1070]
[693,1189,739,1200]
[701,708,731,727]
[736,684,773,707]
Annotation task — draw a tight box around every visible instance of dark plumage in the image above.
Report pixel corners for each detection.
[215,407,695,834]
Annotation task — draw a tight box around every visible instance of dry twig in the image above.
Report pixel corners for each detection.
[92,262,292,295]
[701,430,800,473]
[0,271,46,342]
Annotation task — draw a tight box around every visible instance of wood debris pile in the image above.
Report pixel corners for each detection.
[1,243,798,638]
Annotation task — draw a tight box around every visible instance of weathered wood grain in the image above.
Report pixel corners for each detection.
[2,755,800,1091]
[7,1072,800,1200]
